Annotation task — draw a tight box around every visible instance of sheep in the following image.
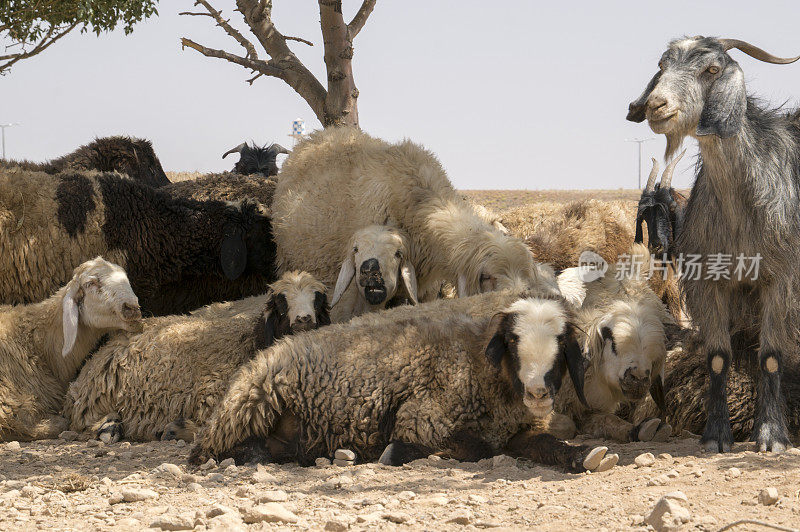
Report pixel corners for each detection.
[328,225,418,322]
[627,36,800,452]
[0,136,169,188]
[0,167,277,315]
[62,270,329,443]
[221,142,289,177]
[271,127,559,304]
[0,257,141,441]
[188,289,620,473]
[164,172,277,207]
[549,245,674,443]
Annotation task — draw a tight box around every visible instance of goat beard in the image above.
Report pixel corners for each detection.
[664,132,686,161]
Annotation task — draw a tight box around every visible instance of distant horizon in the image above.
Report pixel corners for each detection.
[3,1,800,190]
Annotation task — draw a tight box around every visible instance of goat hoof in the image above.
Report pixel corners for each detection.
[701,439,731,453]
[753,422,790,453]
[636,418,662,442]
[582,446,607,471]
[701,416,733,453]
[595,453,619,472]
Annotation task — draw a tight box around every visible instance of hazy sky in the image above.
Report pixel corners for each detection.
[2,1,800,189]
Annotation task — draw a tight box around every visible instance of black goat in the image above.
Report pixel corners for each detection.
[222,142,289,177]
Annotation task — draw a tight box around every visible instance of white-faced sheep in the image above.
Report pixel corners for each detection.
[221,142,289,177]
[328,225,418,322]
[0,168,277,315]
[189,290,619,473]
[271,127,558,303]
[62,271,329,443]
[0,136,169,188]
[0,257,141,441]
[550,245,674,443]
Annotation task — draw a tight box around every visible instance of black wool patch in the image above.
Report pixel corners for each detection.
[56,173,96,237]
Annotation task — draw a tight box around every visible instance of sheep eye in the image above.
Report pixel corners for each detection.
[395,250,402,258]
[353,246,358,253]
[707,65,719,74]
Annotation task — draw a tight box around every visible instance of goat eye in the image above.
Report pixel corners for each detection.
[707,65,719,74]
[658,60,664,70]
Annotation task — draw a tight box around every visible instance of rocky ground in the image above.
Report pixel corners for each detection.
[1,434,798,531]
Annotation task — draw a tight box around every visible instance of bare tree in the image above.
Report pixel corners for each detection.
[181,1,376,128]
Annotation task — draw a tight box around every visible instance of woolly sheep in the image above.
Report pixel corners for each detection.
[328,225,418,322]
[189,290,619,473]
[271,127,558,303]
[0,168,277,315]
[0,257,141,441]
[63,271,329,443]
[222,142,289,177]
[165,173,276,207]
[0,136,169,188]
[550,245,673,443]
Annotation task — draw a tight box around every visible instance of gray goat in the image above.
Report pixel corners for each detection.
[627,36,800,453]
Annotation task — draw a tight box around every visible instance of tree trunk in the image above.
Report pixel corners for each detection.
[319,1,359,128]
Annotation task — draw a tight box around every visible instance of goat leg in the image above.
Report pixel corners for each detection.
[751,348,790,452]
[701,348,734,452]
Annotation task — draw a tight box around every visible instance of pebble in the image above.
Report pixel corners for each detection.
[207,513,246,531]
[325,475,354,489]
[4,441,21,451]
[149,515,194,531]
[356,512,382,523]
[315,457,332,467]
[647,475,668,486]
[58,431,78,442]
[492,454,517,468]
[115,517,142,529]
[634,452,655,467]
[223,465,238,476]
[180,473,197,484]
[20,486,38,498]
[657,453,672,461]
[468,494,488,504]
[199,458,217,471]
[242,503,298,524]
[218,458,235,468]
[447,508,473,525]
[186,483,203,492]
[726,467,742,479]
[324,519,350,531]
[383,512,410,524]
[691,469,704,478]
[665,469,680,479]
[333,459,354,467]
[396,490,416,501]
[206,504,236,518]
[664,491,687,503]
[252,466,277,483]
[787,447,800,455]
[257,489,288,503]
[108,488,159,504]
[759,487,779,506]
[645,497,690,531]
[206,473,224,483]
[335,449,356,461]
[86,439,101,448]
[156,463,182,478]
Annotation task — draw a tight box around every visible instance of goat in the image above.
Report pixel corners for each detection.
[222,142,289,177]
[627,36,800,452]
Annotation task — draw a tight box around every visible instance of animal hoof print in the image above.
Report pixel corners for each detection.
[595,453,619,472]
[636,418,662,442]
[582,446,608,471]
[97,420,122,444]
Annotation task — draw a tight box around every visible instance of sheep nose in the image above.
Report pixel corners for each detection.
[121,303,141,321]
[526,387,549,400]
[296,314,312,324]
[360,258,380,275]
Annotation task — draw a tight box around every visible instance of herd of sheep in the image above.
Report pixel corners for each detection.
[1,35,800,480]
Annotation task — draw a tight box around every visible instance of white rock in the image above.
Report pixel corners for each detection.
[58,431,78,442]
[119,488,159,503]
[396,490,416,501]
[4,441,20,451]
[252,466,277,483]
[207,513,246,531]
[156,463,182,478]
[257,490,288,503]
[468,494,488,504]
[333,458,354,467]
[335,449,356,461]
[186,483,202,492]
[199,458,217,471]
[726,467,742,478]
[325,475,354,489]
[114,517,142,529]
[382,512,410,524]
[206,504,236,518]
[645,497,690,531]
[647,475,668,486]
[665,470,680,479]
[242,503,298,524]
[759,487,779,506]
[223,465,238,476]
[786,447,800,455]
[315,457,332,467]
[219,458,235,468]
[149,515,194,531]
[1,490,20,502]
[447,508,473,525]
[657,453,673,461]
[20,486,38,499]
[634,452,656,467]
[663,491,688,503]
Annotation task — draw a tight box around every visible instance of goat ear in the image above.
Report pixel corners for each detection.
[399,260,419,305]
[457,274,469,298]
[697,62,747,138]
[561,325,589,408]
[220,225,247,280]
[61,283,83,357]
[330,251,356,308]
[627,71,661,123]
[484,313,508,368]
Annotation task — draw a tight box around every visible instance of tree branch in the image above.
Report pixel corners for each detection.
[348,0,376,39]
[0,22,78,74]
[284,35,313,46]
[180,37,283,78]
[183,0,259,60]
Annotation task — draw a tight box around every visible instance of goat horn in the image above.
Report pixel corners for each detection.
[719,39,800,65]
[268,143,290,155]
[645,158,659,192]
[660,149,686,189]
[221,143,248,159]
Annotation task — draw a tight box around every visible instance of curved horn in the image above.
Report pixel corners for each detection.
[268,143,290,155]
[719,39,800,65]
[222,142,248,159]
[645,158,659,192]
[660,149,686,189]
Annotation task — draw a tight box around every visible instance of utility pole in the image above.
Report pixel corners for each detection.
[625,137,656,189]
[0,123,20,159]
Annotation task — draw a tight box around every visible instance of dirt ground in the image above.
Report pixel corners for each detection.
[1,436,799,531]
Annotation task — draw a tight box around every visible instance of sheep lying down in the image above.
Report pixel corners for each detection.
[190,290,620,473]
[63,271,329,443]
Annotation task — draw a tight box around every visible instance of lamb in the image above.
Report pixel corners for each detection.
[189,289,619,473]
[222,142,289,177]
[549,245,674,442]
[0,257,141,441]
[0,136,169,188]
[271,127,558,303]
[328,225,418,322]
[164,173,277,207]
[63,271,329,443]
[0,168,277,315]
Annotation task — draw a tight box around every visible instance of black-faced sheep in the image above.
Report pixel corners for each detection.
[63,271,329,443]
[0,136,169,188]
[189,290,619,473]
[0,168,277,315]
[550,245,673,443]
[271,127,558,303]
[222,142,289,177]
[0,257,141,441]
[329,225,418,322]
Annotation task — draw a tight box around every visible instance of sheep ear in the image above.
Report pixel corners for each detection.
[330,252,355,308]
[697,62,746,138]
[561,326,589,408]
[457,274,468,298]
[626,71,661,123]
[649,358,667,412]
[484,313,508,368]
[399,260,419,305]
[556,268,587,308]
[314,292,332,326]
[61,284,82,357]
[220,225,247,280]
